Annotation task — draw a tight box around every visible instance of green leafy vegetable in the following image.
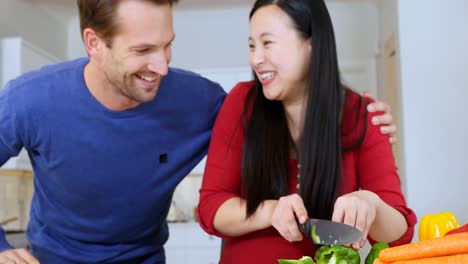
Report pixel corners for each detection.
[314,245,360,264]
[278,256,315,264]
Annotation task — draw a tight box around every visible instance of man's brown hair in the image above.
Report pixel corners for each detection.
[77,0,178,46]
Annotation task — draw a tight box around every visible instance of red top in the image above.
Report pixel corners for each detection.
[198,81,417,264]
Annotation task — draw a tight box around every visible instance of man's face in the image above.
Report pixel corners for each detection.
[99,1,175,105]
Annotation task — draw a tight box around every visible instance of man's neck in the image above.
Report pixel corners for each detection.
[83,61,140,111]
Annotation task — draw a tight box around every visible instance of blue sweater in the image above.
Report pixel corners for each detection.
[0,58,226,263]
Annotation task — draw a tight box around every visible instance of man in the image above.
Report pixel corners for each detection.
[0,0,396,263]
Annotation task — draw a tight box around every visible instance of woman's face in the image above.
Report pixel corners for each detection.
[249,5,311,103]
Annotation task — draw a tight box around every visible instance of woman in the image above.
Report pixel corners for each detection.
[198,0,416,263]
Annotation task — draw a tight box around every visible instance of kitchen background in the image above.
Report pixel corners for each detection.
[0,0,467,263]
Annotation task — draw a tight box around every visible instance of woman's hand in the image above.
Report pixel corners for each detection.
[0,248,40,264]
[332,190,381,250]
[365,94,398,144]
[271,194,308,242]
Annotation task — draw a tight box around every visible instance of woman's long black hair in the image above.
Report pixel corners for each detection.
[242,0,368,219]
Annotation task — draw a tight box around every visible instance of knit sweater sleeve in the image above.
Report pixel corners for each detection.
[0,228,13,252]
[358,109,417,246]
[197,82,253,238]
[0,82,25,166]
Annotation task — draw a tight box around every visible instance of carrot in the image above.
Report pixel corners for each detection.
[379,232,468,262]
[391,253,468,264]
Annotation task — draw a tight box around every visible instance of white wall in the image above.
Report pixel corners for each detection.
[0,39,21,88]
[67,16,87,60]
[0,0,68,60]
[317,2,380,95]
[398,0,468,225]
[329,2,379,61]
[171,6,251,69]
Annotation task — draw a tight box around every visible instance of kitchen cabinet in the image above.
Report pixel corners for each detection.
[0,171,33,231]
[166,222,221,264]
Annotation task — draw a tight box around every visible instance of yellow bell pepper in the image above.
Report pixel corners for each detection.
[419,212,460,241]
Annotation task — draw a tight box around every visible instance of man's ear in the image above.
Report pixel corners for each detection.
[83,28,101,58]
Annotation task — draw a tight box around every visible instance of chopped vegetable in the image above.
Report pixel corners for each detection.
[311,224,321,244]
[278,242,392,264]
[365,242,389,264]
[278,256,315,264]
[418,212,460,241]
[379,232,468,262]
[314,245,360,264]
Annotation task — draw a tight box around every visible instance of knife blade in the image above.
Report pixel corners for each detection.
[299,218,363,245]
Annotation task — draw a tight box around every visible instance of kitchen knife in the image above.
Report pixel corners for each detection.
[299,218,363,245]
